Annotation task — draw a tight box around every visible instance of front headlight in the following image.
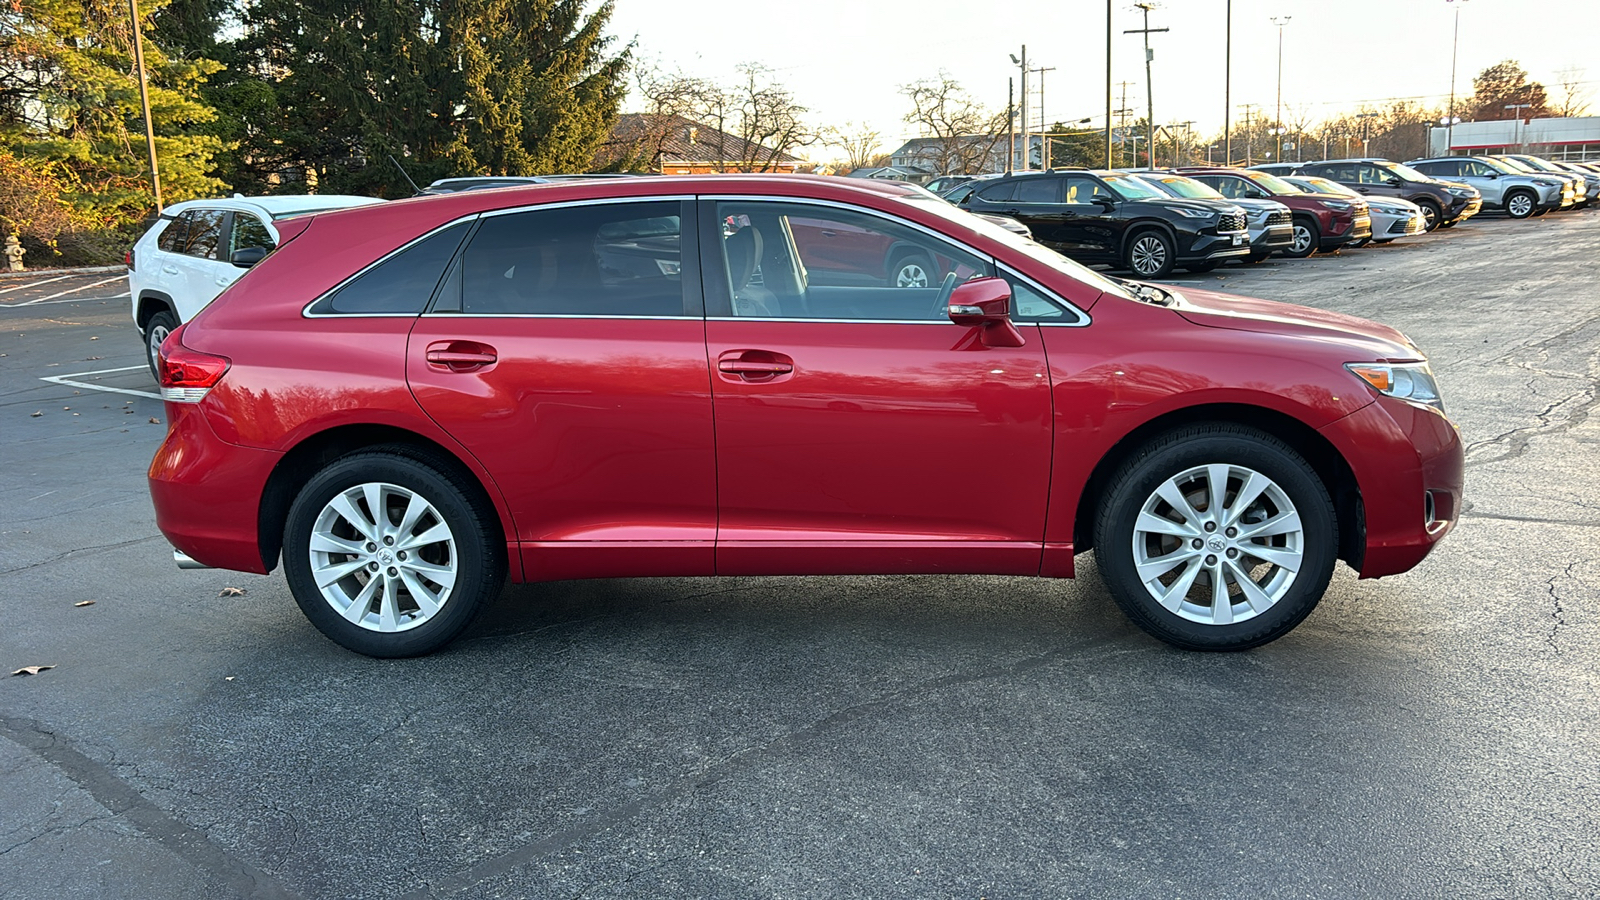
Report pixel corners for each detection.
[1447,186,1475,198]
[1169,207,1216,219]
[1533,178,1561,187]
[1346,361,1446,413]
[1320,199,1352,211]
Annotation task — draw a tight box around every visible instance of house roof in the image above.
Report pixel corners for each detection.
[607,114,805,167]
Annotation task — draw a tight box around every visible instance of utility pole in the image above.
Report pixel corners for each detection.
[1176,120,1195,165]
[1224,0,1233,165]
[1357,111,1380,156]
[1271,16,1291,134]
[1105,0,1114,168]
[1125,3,1168,170]
[1006,77,1015,175]
[1010,47,1029,170]
[1447,0,1469,154]
[1505,103,1532,151]
[1115,81,1136,168]
[1241,104,1257,165]
[129,0,162,208]
[1034,65,1056,168]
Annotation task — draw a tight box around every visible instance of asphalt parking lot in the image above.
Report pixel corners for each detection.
[2,210,1597,899]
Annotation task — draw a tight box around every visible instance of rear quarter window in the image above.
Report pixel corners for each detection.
[308,221,472,315]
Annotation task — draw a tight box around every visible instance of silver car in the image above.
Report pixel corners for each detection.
[1283,176,1426,245]
[1549,160,1600,204]
[1406,156,1568,218]
[1491,156,1586,209]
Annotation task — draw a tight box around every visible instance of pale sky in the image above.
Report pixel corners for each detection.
[609,0,1599,162]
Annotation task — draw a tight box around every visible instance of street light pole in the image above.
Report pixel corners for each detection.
[128,0,162,209]
[1505,103,1532,151]
[1009,47,1029,170]
[1271,16,1291,136]
[1447,0,1469,153]
[1125,3,1168,170]
[1106,0,1114,168]
[1224,0,1232,165]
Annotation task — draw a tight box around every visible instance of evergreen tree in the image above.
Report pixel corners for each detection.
[0,0,226,224]
[241,0,629,197]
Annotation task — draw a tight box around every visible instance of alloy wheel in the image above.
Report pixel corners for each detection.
[1130,236,1168,277]
[309,481,458,633]
[1130,463,1304,626]
[895,262,931,288]
[1290,225,1313,255]
[1507,194,1534,218]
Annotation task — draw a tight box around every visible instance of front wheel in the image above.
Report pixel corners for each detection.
[282,450,506,657]
[1093,424,1337,651]
[1504,191,1536,219]
[1416,200,1442,231]
[1283,218,1319,258]
[1124,229,1175,279]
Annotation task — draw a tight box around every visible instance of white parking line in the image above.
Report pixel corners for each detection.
[0,292,132,308]
[0,274,72,295]
[39,365,160,400]
[22,276,123,305]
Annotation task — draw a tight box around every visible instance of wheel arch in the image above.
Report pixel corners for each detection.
[1072,402,1364,569]
[136,291,176,332]
[1116,219,1179,257]
[257,423,513,577]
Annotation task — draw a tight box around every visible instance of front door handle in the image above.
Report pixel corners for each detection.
[716,349,794,381]
[425,340,498,372]
[162,265,180,275]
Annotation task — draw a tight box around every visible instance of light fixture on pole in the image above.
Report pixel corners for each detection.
[1268,126,1288,162]
[1010,47,1029,171]
[1357,112,1380,156]
[1446,0,1469,154]
[1270,15,1291,136]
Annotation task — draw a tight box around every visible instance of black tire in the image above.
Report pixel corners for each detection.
[1504,190,1537,219]
[1183,260,1220,273]
[1282,217,1319,258]
[1124,228,1175,279]
[282,449,506,657]
[1092,424,1338,651]
[1372,239,1394,245]
[1416,199,1443,232]
[887,250,935,288]
[1349,237,1370,249]
[144,309,178,380]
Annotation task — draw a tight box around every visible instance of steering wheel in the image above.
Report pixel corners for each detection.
[930,271,959,319]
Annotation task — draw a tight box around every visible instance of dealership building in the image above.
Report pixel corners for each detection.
[1426,116,1600,161]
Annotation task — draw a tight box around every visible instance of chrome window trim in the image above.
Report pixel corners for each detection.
[706,316,956,326]
[428,314,697,321]
[702,194,989,258]
[305,195,697,319]
[998,264,1092,328]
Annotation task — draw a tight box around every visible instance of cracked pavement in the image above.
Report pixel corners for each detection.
[3,208,1599,898]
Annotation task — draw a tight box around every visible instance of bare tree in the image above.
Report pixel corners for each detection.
[900,73,1008,175]
[1553,66,1593,118]
[728,64,816,172]
[824,121,883,172]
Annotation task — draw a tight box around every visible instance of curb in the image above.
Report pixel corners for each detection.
[0,265,127,279]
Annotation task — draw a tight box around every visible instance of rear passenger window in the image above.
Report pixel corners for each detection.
[976,181,1017,202]
[457,201,687,316]
[310,221,471,315]
[157,213,190,252]
[182,210,226,260]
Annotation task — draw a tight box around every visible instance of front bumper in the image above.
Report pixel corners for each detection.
[1371,209,1426,238]
[1186,229,1252,262]
[1445,195,1482,223]
[1249,222,1294,254]
[1319,396,1464,578]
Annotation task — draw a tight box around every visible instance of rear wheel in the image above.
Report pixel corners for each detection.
[888,250,935,288]
[282,450,505,657]
[1283,217,1319,258]
[144,309,177,380]
[1124,229,1174,279]
[1349,237,1371,249]
[1504,190,1537,219]
[1093,424,1337,651]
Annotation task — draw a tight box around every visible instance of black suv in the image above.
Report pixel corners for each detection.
[955,170,1249,278]
[1291,159,1481,231]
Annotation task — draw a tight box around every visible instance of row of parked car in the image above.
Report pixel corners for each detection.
[925,153,1600,279]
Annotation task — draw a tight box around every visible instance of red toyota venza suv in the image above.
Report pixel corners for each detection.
[149,176,1463,657]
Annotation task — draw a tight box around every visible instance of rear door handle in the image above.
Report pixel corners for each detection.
[426,341,498,371]
[162,265,180,275]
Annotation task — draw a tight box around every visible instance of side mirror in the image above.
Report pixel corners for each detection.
[1385,176,1402,186]
[1486,171,1499,178]
[947,277,1025,348]
[231,246,270,268]
[1094,196,1117,210]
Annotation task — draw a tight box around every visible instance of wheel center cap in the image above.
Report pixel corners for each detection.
[1207,536,1226,552]
[378,549,394,565]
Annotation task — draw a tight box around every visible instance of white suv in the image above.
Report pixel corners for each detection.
[129,195,384,375]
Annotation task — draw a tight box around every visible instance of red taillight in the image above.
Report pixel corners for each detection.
[157,324,230,403]
[126,247,135,271]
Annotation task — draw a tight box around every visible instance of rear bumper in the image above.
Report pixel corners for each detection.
[149,402,281,574]
[1319,396,1464,578]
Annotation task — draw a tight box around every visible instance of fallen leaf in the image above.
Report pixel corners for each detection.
[74,600,96,607]
[11,665,54,677]
[148,417,160,424]
[31,411,42,417]
[63,406,70,410]
[89,336,99,340]
[85,356,102,360]
[218,587,247,597]
[225,676,235,681]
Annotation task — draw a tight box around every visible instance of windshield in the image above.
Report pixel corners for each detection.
[1379,161,1433,182]
[1494,157,1535,173]
[1477,157,1522,175]
[1103,174,1169,200]
[900,196,1133,301]
[1134,174,1224,200]
[1512,156,1560,172]
[1240,170,1302,194]
[1286,176,1357,197]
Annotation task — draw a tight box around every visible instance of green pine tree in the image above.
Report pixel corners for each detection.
[0,0,226,225]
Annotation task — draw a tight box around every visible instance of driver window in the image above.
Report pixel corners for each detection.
[1063,176,1113,203]
[1358,165,1392,185]
[1207,177,1247,199]
[714,201,991,321]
